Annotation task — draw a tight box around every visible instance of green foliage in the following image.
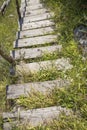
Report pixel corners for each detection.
[16,82,87,118]
[0,0,18,129]
[0,0,18,83]
[0,0,18,52]
[42,0,87,42]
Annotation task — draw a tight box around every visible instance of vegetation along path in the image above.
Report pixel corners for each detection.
[1,0,87,130]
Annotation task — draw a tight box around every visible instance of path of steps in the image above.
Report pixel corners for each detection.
[3,0,73,129]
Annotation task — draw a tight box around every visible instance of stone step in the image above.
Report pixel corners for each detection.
[16,58,73,75]
[21,0,40,7]
[21,0,39,8]
[26,3,44,11]
[3,106,71,130]
[6,79,70,100]
[27,0,40,5]
[20,2,44,18]
[11,45,62,60]
[14,35,57,48]
[22,20,54,31]
[21,0,25,3]
[23,13,53,23]
[25,8,49,17]
[18,26,54,38]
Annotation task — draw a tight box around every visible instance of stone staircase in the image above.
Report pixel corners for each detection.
[3,0,73,129]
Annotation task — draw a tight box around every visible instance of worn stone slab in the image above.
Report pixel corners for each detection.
[6,79,70,99]
[22,20,54,30]
[14,35,57,48]
[27,0,40,3]
[21,0,40,6]
[20,2,43,17]
[27,0,40,5]
[11,45,62,60]
[25,8,49,16]
[16,58,73,74]
[3,106,71,130]
[21,0,25,3]
[23,13,53,23]
[26,4,43,11]
[19,26,54,38]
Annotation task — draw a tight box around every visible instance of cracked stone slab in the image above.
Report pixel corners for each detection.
[14,35,57,48]
[11,45,62,60]
[6,79,70,99]
[22,20,54,30]
[18,26,54,38]
[23,13,53,23]
[16,58,73,74]
[3,106,71,130]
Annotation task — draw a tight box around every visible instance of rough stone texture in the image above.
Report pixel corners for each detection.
[16,58,73,74]
[3,106,71,130]
[27,0,40,5]
[6,79,70,99]
[26,4,43,11]
[22,20,54,30]
[25,8,49,16]
[19,26,54,38]
[14,35,57,48]
[23,13,53,23]
[11,45,62,60]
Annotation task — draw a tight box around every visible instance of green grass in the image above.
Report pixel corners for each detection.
[15,82,87,117]
[0,0,19,129]
[0,1,18,53]
[14,64,69,84]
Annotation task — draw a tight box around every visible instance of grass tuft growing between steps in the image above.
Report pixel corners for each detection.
[13,65,70,84]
